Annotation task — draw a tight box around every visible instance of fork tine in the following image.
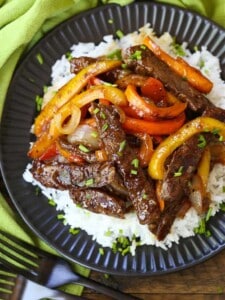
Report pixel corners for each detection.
[0,236,38,271]
[0,230,53,258]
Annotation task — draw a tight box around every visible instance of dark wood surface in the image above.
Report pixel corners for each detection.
[1,176,225,300]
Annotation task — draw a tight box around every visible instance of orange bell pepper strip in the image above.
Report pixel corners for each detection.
[34,60,122,136]
[125,84,187,120]
[143,36,213,94]
[156,181,165,212]
[141,77,167,104]
[122,112,185,136]
[148,117,225,180]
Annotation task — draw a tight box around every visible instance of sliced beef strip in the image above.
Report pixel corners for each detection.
[123,46,225,121]
[92,103,160,227]
[31,160,117,190]
[69,188,126,218]
[155,134,209,240]
[70,56,96,73]
[58,137,97,163]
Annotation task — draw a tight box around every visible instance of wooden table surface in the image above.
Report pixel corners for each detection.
[1,176,225,300]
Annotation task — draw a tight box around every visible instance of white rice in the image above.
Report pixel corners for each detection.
[24,24,225,254]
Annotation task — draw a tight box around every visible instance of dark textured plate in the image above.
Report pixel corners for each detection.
[1,2,225,275]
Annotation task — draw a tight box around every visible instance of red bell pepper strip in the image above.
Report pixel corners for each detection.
[125,84,187,120]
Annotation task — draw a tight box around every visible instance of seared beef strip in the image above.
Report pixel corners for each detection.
[155,134,209,240]
[69,188,126,218]
[92,103,160,227]
[58,137,97,163]
[31,160,117,189]
[70,56,96,73]
[123,46,225,121]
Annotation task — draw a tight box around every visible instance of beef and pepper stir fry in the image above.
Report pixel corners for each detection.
[28,36,225,241]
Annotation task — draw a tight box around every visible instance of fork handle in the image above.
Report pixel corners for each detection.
[74,275,139,300]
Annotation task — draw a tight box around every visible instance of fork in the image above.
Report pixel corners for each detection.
[0,264,25,300]
[0,264,87,300]
[0,230,139,300]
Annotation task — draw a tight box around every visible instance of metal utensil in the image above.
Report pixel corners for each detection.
[0,230,138,300]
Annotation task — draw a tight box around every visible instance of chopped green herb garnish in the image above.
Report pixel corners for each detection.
[85,178,94,186]
[43,85,48,93]
[219,135,224,142]
[198,58,205,69]
[174,166,184,177]
[108,19,114,24]
[140,45,146,50]
[66,51,73,61]
[57,214,65,220]
[121,63,128,69]
[99,248,104,255]
[104,229,113,237]
[205,207,213,222]
[118,140,126,154]
[48,198,56,206]
[212,128,220,135]
[222,186,225,193]
[91,131,98,138]
[102,123,109,132]
[107,49,122,60]
[93,107,100,114]
[100,112,106,119]
[198,134,207,148]
[142,193,147,200]
[171,40,186,57]
[194,45,199,52]
[69,228,80,235]
[131,169,138,175]
[35,186,41,195]
[116,29,124,39]
[35,95,43,111]
[36,53,44,64]
[131,158,139,169]
[104,273,110,279]
[131,50,142,60]
[78,144,90,153]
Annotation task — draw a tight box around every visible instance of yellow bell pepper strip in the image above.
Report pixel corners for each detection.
[143,36,213,94]
[34,60,122,136]
[28,104,81,159]
[197,147,211,191]
[28,85,127,159]
[122,112,185,135]
[148,117,225,180]
[125,84,187,120]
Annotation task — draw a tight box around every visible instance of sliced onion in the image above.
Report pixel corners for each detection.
[67,124,100,150]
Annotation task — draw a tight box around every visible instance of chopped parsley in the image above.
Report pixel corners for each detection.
[108,18,114,24]
[198,134,207,148]
[194,208,213,237]
[130,169,138,175]
[93,107,100,114]
[174,166,184,177]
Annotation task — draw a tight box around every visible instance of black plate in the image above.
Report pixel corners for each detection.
[1,2,225,275]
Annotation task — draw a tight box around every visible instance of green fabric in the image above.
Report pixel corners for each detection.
[0,0,224,296]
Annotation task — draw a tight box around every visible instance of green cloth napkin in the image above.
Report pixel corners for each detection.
[0,0,224,296]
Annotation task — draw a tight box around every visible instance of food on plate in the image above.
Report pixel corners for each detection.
[24,24,225,254]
